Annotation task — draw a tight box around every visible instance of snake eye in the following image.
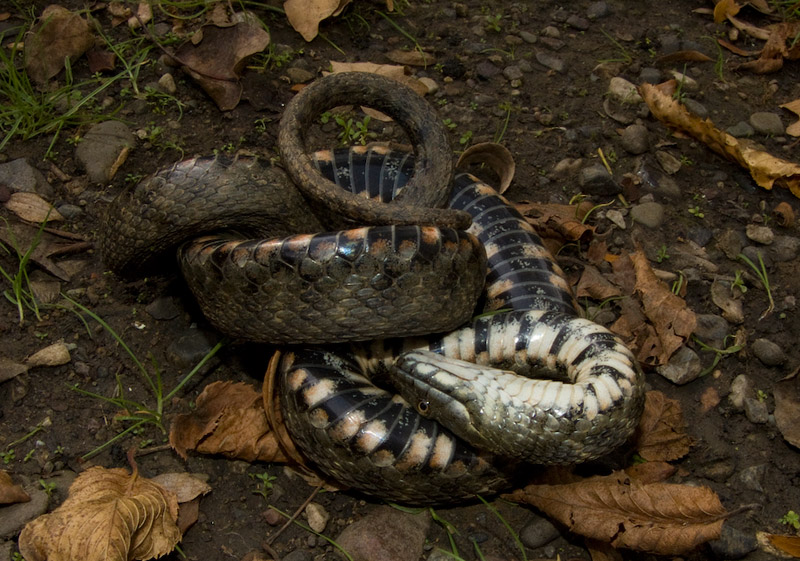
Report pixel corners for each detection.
[416,401,430,415]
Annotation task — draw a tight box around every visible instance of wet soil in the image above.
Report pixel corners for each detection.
[2,1,800,560]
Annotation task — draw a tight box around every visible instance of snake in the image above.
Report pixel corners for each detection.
[101,72,645,504]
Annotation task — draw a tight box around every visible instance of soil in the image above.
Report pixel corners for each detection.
[2,1,800,560]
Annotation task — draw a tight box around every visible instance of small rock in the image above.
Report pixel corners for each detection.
[639,67,661,84]
[701,460,736,482]
[751,338,785,366]
[743,397,769,424]
[566,15,590,30]
[0,481,49,538]
[282,551,313,561]
[453,3,468,17]
[157,72,176,94]
[504,35,523,46]
[519,516,560,548]
[655,150,681,174]
[587,1,610,19]
[534,51,564,73]
[620,124,649,154]
[539,36,565,51]
[731,464,767,493]
[337,505,429,561]
[682,98,708,119]
[263,507,282,526]
[745,224,774,245]
[542,25,561,38]
[305,502,329,533]
[687,225,714,247]
[0,158,54,198]
[579,165,620,196]
[669,70,698,91]
[749,112,784,136]
[659,34,681,54]
[770,236,800,262]
[56,203,83,219]
[167,329,219,368]
[503,65,523,82]
[729,374,751,410]
[476,60,500,80]
[518,59,533,73]
[716,229,745,260]
[519,30,537,44]
[656,346,702,385]
[75,121,136,183]
[145,296,181,320]
[630,201,665,228]
[606,209,626,229]
[693,314,729,349]
[551,157,583,178]
[417,76,438,94]
[740,245,773,269]
[709,525,758,560]
[285,67,314,84]
[607,77,642,104]
[726,121,754,138]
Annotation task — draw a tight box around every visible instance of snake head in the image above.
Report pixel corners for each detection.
[391,350,497,451]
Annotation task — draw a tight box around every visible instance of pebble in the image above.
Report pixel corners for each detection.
[727,120,755,138]
[542,25,561,38]
[655,150,681,174]
[518,59,533,73]
[503,65,523,82]
[693,314,729,349]
[476,60,500,80]
[519,516,561,548]
[656,346,702,385]
[728,374,751,410]
[519,30,537,44]
[282,551,313,561]
[620,124,649,154]
[75,120,136,183]
[709,524,758,560]
[417,77,438,94]
[0,480,49,538]
[687,225,714,247]
[731,464,766,493]
[336,505,429,561]
[740,245,772,269]
[551,157,583,178]
[157,72,176,94]
[579,164,620,196]
[263,507,282,526]
[751,338,785,366]
[669,70,698,91]
[566,15,590,30]
[587,1,610,19]
[770,236,800,262]
[539,36,565,51]
[534,51,564,73]
[745,224,774,245]
[56,203,83,219]
[716,229,745,260]
[682,98,708,119]
[607,77,642,104]
[749,112,784,136]
[145,296,182,320]
[305,502,329,533]
[0,158,54,198]
[167,329,219,368]
[630,201,665,228]
[743,397,769,424]
[639,67,661,84]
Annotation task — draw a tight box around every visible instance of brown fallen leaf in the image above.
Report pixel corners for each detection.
[514,201,596,246]
[169,380,290,463]
[0,470,30,504]
[774,370,800,448]
[86,46,116,73]
[18,466,180,561]
[505,471,727,555]
[773,201,795,227]
[635,391,691,462]
[24,5,93,83]
[714,0,741,22]
[575,264,623,301]
[641,83,800,198]
[738,21,800,74]
[726,13,772,40]
[327,60,429,98]
[0,356,29,383]
[700,385,721,413]
[632,251,697,365]
[385,48,435,67]
[285,0,351,41]
[150,472,211,503]
[456,142,516,194]
[710,277,745,324]
[764,533,800,557]
[4,192,65,223]
[127,2,152,29]
[780,99,800,137]
[174,23,270,111]
[0,221,91,282]
[655,50,713,65]
[624,461,677,484]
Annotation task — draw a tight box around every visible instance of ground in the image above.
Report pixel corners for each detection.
[1,0,800,560]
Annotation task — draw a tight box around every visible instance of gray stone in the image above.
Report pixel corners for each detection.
[749,112,784,136]
[729,374,751,410]
[630,201,665,228]
[732,464,767,493]
[683,98,708,119]
[566,15,590,30]
[503,65,523,81]
[740,245,773,269]
[607,77,642,104]
[687,225,714,247]
[518,59,533,73]
[656,345,702,385]
[0,158,54,198]
[157,72,176,94]
[620,124,649,154]
[504,35,523,46]
[539,36,565,51]
[285,67,314,84]
[693,314,730,349]
[534,51,564,73]
[716,229,745,260]
[745,224,774,245]
[655,150,682,174]
[282,551,313,561]
[659,34,681,54]
[726,121,754,138]
[605,209,626,229]
[167,329,220,368]
[56,203,83,219]
[0,480,49,538]
[542,25,561,38]
[701,460,736,482]
[476,60,500,79]
[709,524,758,560]
[75,120,136,184]
[770,236,800,262]
[587,1,610,19]
[337,505,430,561]
[519,30,537,44]
[752,338,785,366]
[520,516,561,548]
[579,165,620,196]
[743,397,769,424]
[145,296,181,320]
[639,67,661,84]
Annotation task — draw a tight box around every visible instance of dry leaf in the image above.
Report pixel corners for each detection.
[727,14,771,40]
[174,23,270,111]
[781,99,800,137]
[86,47,116,73]
[575,265,623,301]
[0,221,90,282]
[655,50,713,65]
[624,461,677,484]
[327,61,429,97]
[774,372,800,448]
[5,192,65,223]
[0,470,30,504]
[765,533,800,557]
[169,381,289,463]
[127,2,152,29]
[0,356,29,383]
[738,22,800,74]
[25,342,71,368]
[456,143,516,194]
[150,473,211,503]
[505,471,727,555]
[18,466,180,561]
[714,0,741,23]
[515,201,596,246]
[285,0,351,41]
[631,251,697,365]
[385,48,435,67]
[700,385,721,412]
[635,391,691,462]
[641,83,800,198]
[773,201,795,227]
[710,277,744,323]
[24,5,94,84]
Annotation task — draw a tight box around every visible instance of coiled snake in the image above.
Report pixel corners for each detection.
[102,73,645,504]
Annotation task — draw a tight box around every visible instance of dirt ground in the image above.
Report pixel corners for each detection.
[2,0,800,560]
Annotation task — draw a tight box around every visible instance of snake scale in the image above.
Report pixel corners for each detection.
[102,72,645,504]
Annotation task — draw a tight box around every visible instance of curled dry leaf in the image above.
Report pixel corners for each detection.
[504,471,727,555]
[24,5,94,84]
[5,192,65,223]
[150,473,211,503]
[641,83,800,198]
[514,201,596,247]
[328,61,429,98]
[635,390,691,462]
[774,371,800,448]
[169,380,290,463]
[737,21,800,74]
[18,466,180,561]
[285,0,351,41]
[0,470,30,504]
[710,277,745,324]
[714,0,741,23]
[631,251,697,365]
[25,342,71,368]
[762,533,800,557]
[456,142,516,194]
[624,461,677,484]
[0,356,29,383]
[780,99,800,137]
[773,201,795,227]
[575,264,623,301]
[385,48,435,67]
[174,23,270,111]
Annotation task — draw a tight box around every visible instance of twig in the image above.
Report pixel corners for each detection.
[265,482,323,546]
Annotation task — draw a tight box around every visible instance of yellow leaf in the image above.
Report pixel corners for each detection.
[714,0,740,23]
[284,0,351,41]
[19,466,180,561]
